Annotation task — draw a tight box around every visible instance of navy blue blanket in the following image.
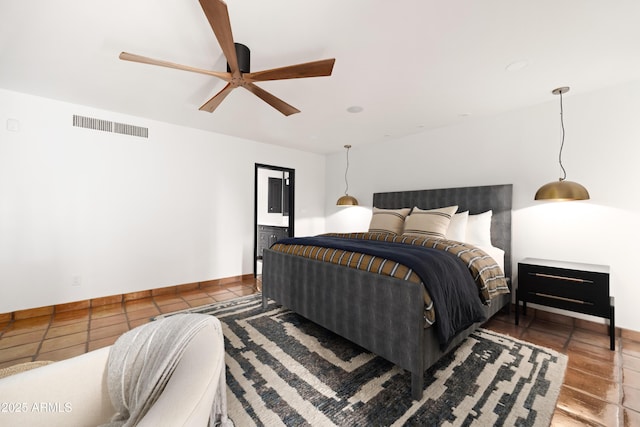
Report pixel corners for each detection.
[275,236,487,349]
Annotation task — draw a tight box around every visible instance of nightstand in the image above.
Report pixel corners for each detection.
[515,258,614,350]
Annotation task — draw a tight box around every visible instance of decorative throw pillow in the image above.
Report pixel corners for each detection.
[368,207,411,235]
[402,205,458,239]
[466,210,493,247]
[445,210,469,241]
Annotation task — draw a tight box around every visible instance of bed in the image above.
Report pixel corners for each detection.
[261,184,512,400]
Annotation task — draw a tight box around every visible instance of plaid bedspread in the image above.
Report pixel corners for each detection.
[270,232,510,327]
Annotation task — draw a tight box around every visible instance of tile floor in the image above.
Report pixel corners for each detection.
[1,277,639,426]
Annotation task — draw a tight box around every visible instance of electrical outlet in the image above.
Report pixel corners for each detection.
[72,275,82,287]
[6,118,20,132]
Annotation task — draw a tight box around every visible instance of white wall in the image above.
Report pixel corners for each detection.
[0,88,326,312]
[324,80,640,332]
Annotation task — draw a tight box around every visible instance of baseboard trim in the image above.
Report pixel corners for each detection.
[0,273,255,322]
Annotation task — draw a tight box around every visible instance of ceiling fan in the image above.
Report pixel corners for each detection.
[119,0,335,116]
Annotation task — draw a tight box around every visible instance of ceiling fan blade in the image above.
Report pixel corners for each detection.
[245,58,336,82]
[199,83,236,112]
[199,0,240,76]
[243,83,300,116]
[119,52,232,81]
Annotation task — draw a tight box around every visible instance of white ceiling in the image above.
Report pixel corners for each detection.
[2,0,640,154]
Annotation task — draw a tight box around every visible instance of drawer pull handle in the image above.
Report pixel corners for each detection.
[531,272,594,283]
[532,292,593,305]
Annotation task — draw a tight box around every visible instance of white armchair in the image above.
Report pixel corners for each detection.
[0,316,227,426]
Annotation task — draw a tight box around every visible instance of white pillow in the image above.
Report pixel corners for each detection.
[466,210,492,247]
[476,245,505,272]
[403,205,458,239]
[445,211,468,241]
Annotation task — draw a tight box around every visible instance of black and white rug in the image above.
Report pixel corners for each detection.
[163,295,567,426]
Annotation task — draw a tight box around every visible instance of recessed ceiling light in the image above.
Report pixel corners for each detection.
[346,105,364,113]
[505,60,529,72]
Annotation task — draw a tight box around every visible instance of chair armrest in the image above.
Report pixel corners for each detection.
[138,319,226,426]
[0,347,114,426]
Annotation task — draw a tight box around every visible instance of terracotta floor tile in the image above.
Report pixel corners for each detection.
[550,407,604,426]
[126,306,161,321]
[563,366,620,403]
[39,331,88,354]
[91,303,125,319]
[623,354,640,372]
[575,318,611,336]
[180,290,212,301]
[233,287,259,297]
[502,306,535,325]
[45,321,89,339]
[153,294,185,306]
[0,329,46,348]
[224,283,246,292]
[1,316,51,337]
[529,318,574,339]
[0,342,39,363]
[158,301,190,314]
[0,357,32,369]
[88,335,119,352]
[557,385,621,426]
[571,329,616,351]
[622,329,640,344]
[89,323,129,341]
[481,318,525,340]
[51,309,90,325]
[567,338,619,364]
[519,328,569,353]
[623,368,640,388]
[203,286,231,296]
[124,297,156,312]
[622,340,640,359]
[90,313,127,329]
[567,349,620,381]
[534,310,575,328]
[623,385,640,412]
[36,343,86,362]
[187,296,215,307]
[624,408,640,426]
[129,317,153,329]
[210,291,237,302]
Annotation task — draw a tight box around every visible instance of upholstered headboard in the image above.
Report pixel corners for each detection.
[372,184,513,280]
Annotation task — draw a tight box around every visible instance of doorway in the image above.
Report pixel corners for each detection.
[254,164,295,276]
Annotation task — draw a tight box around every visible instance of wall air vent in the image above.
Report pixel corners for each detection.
[72,115,112,133]
[72,115,148,139]
[113,122,148,138]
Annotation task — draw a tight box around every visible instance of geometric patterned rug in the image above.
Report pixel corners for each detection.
[162,294,567,426]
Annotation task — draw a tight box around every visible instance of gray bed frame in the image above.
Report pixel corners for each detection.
[261,184,513,400]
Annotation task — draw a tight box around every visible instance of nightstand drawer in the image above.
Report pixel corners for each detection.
[519,263,610,317]
[516,257,614,350]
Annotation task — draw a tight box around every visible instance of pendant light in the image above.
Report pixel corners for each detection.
[535,87,590,201]
[336,144,358,206]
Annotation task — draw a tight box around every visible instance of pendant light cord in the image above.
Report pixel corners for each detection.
[558,91,567,181]
[344,145,351,195]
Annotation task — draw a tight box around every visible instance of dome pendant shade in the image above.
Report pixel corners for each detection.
[336,195,359,206]
[534,180,590,201]
[535,86,590,201]
[336,144,358,206]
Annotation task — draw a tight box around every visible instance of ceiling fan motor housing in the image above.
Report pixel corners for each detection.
[227,43,250,73]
